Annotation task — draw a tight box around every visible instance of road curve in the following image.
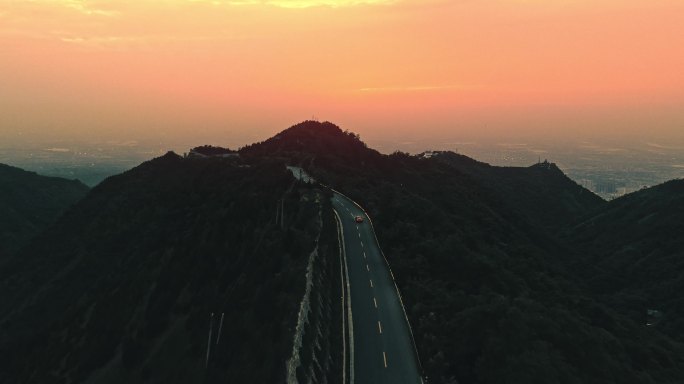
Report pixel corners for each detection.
[333,192,422,384]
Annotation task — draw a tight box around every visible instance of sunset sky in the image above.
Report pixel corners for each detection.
[1,0,683,148]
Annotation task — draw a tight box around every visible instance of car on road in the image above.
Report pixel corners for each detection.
[355,216,364,223]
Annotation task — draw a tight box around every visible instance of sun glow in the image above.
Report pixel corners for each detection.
[1,0,683,143]
[217,0,398,7]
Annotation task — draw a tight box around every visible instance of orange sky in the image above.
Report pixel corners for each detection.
[1,0,683,147]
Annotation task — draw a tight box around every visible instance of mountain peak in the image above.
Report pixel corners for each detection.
[427,150,490,168]
[530,159,560,171]
[161,150,181,159]
[274,120,346,137]
[269,120,363,146]
[240,120,376,161]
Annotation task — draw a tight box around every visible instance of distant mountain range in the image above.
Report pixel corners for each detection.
[1,121,683,383]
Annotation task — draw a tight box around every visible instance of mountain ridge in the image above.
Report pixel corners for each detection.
[2,120,684,383]
[0,152,342,383]
[0,163,89,257]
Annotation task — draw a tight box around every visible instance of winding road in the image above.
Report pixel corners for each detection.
[333,192,423,384]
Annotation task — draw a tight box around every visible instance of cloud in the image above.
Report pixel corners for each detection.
[44,147,70,152]
[56,33,247,48]
[190,0,399,8]
[59,35,131,47]
[358,85,460,93]
[22,0,121,16]
[267,0,398,7]
[64,2,120,16]
[0,0,397,45]
[647,142,683,150]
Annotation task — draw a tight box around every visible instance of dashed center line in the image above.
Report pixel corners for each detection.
[370,279,373,288]
[360,241,364,248]
[383,352,388,368]
[366,264,370,272]
[378,321,383,334]
[373,297,377,308]
[363,251,366,259]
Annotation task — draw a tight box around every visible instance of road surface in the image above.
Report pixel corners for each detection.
[333,192,423,384]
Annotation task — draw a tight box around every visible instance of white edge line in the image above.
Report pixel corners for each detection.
[334,210,347,384]
[330,189,424,379]
[334,208,354,384]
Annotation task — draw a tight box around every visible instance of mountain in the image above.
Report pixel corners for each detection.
[189,145,237,157]
[0,152,342,383]
[247,122,684,383]
[2,121,684,384]
[431,151,606,231]
[564,179,684,342]
[0,163,89,257]
[244,122,603,231]
[240,120,381,172]
[349,167,683,383]
[242,120,373,157]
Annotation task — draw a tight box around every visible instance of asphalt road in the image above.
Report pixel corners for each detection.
[333,192,423,384]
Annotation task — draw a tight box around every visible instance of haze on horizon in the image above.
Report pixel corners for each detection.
[1,0,683,149]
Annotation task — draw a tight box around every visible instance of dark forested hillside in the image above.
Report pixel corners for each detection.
[245,121,684,383]
[0,163,89,257]
[0,152,342,384]
[3,120,683,384]
[240,120,381,169]
[564,179,684,343]
[320,159,683,384]
[431,151,606,231]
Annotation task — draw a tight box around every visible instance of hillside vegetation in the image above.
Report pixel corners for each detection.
[0,163,89,257]
[565,179,684,343]
[2,121,684,384]
[0,153,341,383]
[246,121,684,384]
